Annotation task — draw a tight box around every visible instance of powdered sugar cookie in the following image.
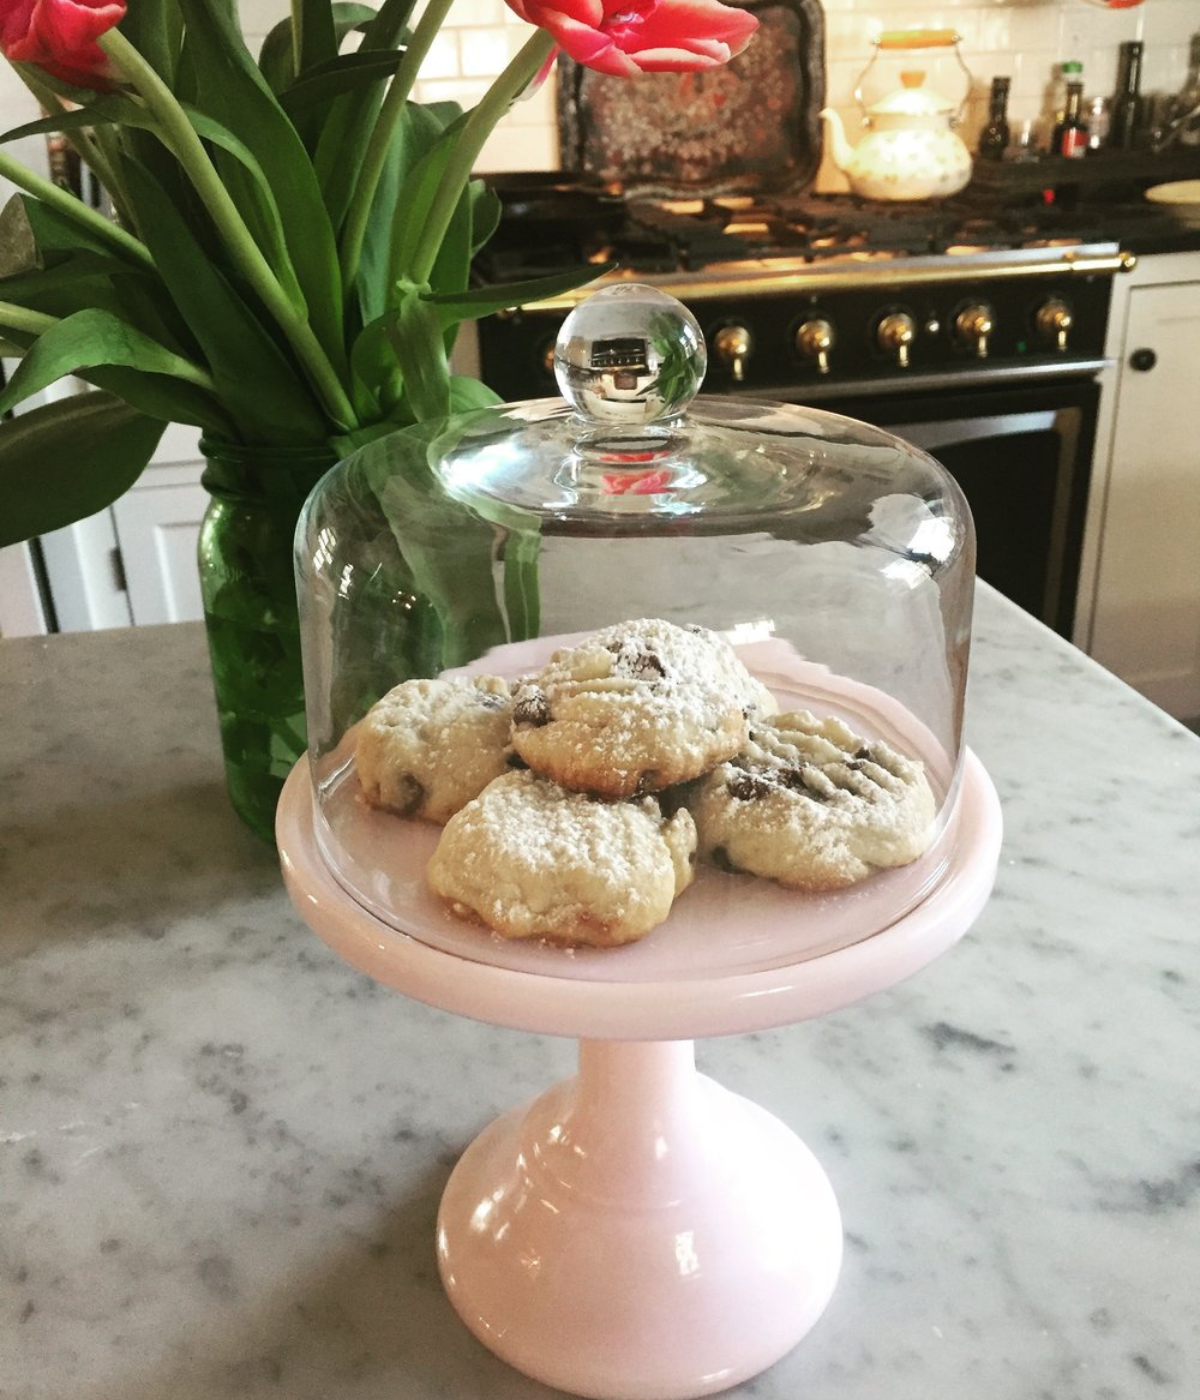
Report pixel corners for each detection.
[509,618,771,799]
[426,770,697,946]
[687,710,936,891]
[355,675,514,824]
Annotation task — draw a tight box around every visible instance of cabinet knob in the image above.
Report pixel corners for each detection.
[1036,298,1073,352]
[955,304,994,359]
[795,318,835,374]
[713,324,753,383]
[876,312,916,369]
[1129,347,1157,373]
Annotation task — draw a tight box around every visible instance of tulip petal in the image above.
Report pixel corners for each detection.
[550,0,609,27]
[625,43,733,71]
[504,0,758,77]
[620,0,757,53]
[532,7,643,75]
[3,0,126,89]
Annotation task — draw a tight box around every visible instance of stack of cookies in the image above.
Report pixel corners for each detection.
[355,618,935,948]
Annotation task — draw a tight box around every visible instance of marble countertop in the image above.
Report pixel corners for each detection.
[2,587,1198,1400]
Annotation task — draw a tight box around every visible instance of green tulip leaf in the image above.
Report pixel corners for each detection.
[182,105,306,314]
[309,3,412,224]
[360,0,418,49]
[120,159,329,444]
[469,181,503,257]
[387,112,469,281]
[178,0,346,370]
[294,0,339,73]
[387,282,450,423]
[448,376,503,413]
[259,4,377,93]
[0,307,214,416]
[119,0,185,82]
[0,392,165,548]
[280,50,407,117]
[422,263,614,325]
[355,100,459,326]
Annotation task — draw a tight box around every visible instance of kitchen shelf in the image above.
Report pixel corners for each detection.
[967,146,1200,197]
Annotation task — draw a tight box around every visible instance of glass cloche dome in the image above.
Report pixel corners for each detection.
[293,284,976,978]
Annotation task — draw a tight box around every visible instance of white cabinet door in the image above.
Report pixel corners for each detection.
[0,542,49,636]
[1090,279,1200,720]
[110,463,208,626]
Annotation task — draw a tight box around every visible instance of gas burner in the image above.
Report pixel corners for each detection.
[473,173,1153,290]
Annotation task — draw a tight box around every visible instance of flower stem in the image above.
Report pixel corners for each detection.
[0,302,57,336]
[338,0,457,293]
[0,145,153,268]
[99,28,356,432]
[410,30,555,285]
[290,0,303,78]
[15,69,139,232]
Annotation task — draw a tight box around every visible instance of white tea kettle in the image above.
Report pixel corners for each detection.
[821,32,974,201]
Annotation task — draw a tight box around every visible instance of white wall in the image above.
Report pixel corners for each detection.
[817,0,1199,189]
[238,0,1200,186]
[5,0,1194,195]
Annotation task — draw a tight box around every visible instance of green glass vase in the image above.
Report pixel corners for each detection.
[197,439,337,843]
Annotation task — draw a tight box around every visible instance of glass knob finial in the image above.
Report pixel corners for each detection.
[554,284,707,426]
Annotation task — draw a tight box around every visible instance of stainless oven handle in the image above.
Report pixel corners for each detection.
[883,410,1058,450]
[778,357,1113,400]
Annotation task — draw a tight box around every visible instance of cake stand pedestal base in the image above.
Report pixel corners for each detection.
[437,1038,842,1400]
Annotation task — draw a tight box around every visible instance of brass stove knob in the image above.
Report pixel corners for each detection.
[1036,298,1073,352]
[955,304,994,359]
[713,324,753,383]
[876,311,916,369]
[795,318,835,375]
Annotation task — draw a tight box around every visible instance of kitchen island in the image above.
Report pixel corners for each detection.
[2,585,1198,1400]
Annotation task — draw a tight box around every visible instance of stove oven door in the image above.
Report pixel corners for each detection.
[799,375,1100,641]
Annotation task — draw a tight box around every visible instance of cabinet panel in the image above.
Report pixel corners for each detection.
[110,480,207,626]
[1091,279,1200,719]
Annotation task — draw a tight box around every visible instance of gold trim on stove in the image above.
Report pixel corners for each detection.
[500,249,1138,316]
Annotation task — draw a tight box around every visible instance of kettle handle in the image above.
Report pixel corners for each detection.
[853,30,973,124]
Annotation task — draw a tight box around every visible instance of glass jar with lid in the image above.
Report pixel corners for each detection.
[289,283,988,979]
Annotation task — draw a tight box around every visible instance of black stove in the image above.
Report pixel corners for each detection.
[470,178,1154,641]
[481,185,1160,279]
[473,181,1153,400]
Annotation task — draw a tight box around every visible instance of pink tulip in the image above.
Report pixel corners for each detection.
[506,0,759,78]
[0,0,126,90]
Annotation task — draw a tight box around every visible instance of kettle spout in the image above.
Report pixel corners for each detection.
[819,107,853,173]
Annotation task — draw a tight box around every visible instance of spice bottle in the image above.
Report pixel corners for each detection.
[979,76,1011,160]
[1110,40,1143,149]
[1049,60,1083,131]
[1052,81,1089,158]
[1178,34,1200,148]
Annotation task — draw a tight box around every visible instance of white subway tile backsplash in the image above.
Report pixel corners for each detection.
[6,0,1195,189]
[459,26,512,77]
[414,76,493,108]
[476,120,558,172]
[422,30,462,81]
[449,0,510,26]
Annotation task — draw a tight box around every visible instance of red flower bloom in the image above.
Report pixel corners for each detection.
[506,0,758,78]
[0,0,126,90]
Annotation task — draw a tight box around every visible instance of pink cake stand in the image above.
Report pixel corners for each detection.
[276,740,1001,1400]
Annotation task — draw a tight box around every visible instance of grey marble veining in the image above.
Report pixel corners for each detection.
[2,589,1198,1400]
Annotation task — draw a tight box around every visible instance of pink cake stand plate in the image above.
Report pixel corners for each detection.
[277,742,1001,1400]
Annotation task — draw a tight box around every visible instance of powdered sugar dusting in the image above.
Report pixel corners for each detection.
[509,619,762,797]
[427,771,697,946]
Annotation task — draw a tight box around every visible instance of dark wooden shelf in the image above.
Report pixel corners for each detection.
[967,146,1200,197]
